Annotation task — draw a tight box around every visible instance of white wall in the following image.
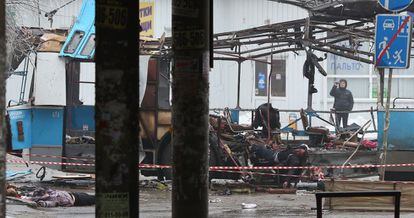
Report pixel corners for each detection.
[9,0,82,29]
[33,52,67,106]
[148,0,313,127]
[6,52,67,106]
[9,0,413,129]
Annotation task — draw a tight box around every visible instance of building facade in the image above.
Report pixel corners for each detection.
[7,0,414,129]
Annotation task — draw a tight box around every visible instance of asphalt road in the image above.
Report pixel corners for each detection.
[6,154,96,218]
[6,204,95,218]
[139,188,414,218]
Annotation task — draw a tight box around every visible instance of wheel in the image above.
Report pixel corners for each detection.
[209,145,221,181]
[158,143,172,181]
[159,135,218,181]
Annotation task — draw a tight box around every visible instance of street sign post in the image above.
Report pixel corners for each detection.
[378,0,413,12]
[376,0,413,182]
[375,14,412,68]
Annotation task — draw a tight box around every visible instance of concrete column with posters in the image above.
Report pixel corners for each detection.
[95,1,139,217]
[171,0,210,217]
[0,0,5,216]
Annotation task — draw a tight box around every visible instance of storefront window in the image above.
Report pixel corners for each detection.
[271,59,286,97]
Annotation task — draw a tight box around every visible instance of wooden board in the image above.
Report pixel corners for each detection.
[7,196,37,208]
[52,174,92,179]
[324,180,414,212]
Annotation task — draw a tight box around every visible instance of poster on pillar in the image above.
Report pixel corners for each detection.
[139,2,154,37]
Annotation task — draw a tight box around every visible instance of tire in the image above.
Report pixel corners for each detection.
[209,145,221,181]
[160,141,216,181]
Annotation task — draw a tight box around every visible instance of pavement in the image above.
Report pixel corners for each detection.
[139,179,414,218]
[7,159,414,218]
[5,154,95,218]
[7,204,94,218]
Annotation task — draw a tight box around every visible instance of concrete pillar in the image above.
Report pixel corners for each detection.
[171,0,210,217]
[0,0,5,216]
[95,1,139,217]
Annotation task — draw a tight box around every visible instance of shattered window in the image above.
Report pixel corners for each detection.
[158,58,171,109]
[64,31,85,54]
[80,34,95,57]
[271,59,286,97]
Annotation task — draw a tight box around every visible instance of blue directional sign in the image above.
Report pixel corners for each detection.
[375,14,412,68]
[378,0,413,12]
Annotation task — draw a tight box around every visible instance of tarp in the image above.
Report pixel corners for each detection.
[6,170,32,181]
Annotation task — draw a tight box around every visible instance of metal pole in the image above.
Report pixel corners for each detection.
[95,1,139,217]
[236,46,241,109]
[267,48,274,142]
[267,46,274,106]
[307,79,313,110]
[0,1,6,216]
[171,0,210,217]
[305,52,314,112]
[379,68,385,107]
[381,68,392,181]
[37,0,41,27]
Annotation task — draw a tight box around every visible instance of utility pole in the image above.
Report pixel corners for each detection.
[380,69,393,181]
[379,68,385,107]
[171,0,210,217]
[95,1,139,217]
[236,45,242,109]
[0,0,6,216]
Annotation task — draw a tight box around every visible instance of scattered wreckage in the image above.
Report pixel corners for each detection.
[204,103,378,189]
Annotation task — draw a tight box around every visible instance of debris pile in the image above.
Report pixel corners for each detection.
[205,104,379,189]
[65,135,95,144]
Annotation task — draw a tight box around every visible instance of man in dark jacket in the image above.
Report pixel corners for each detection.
[330,79,354,128]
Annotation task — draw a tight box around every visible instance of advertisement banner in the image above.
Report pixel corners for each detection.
[140,2,154,37]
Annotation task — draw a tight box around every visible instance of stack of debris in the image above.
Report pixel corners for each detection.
[321,122,377,151]
[65,135,95,144]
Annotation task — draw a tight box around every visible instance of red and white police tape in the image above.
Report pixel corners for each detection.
[7,159,95,167]
[8,152,95,163]
[7,160,414,170]
[209,169,308,178]
[138,163,414,170]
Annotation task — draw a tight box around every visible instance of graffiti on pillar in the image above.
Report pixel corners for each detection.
[96,4,128,29]
[98,192,130,217]
[174,57,201,73]
[172,0,199,17]
[173,30,206,50]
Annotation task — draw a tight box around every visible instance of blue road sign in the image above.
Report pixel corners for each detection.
[375,14,412,68]
[378,0,413,12]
